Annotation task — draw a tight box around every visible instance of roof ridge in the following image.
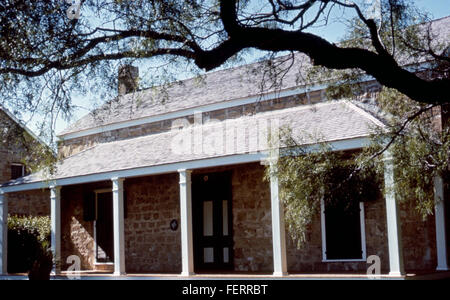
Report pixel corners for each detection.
[343,100,386,129]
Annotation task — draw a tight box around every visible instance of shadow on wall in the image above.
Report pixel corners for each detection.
[61,184,99,272]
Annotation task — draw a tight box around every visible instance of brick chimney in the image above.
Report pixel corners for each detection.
[118,65,139,96]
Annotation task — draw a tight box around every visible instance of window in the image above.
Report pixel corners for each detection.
[10,164,25,180]
[321,199,366,261]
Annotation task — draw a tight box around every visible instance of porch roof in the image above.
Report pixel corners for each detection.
[1,100,384,191]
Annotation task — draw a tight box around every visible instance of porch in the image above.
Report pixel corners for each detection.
[1,154,448,277]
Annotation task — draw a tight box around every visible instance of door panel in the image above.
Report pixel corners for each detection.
[193,171,233,272]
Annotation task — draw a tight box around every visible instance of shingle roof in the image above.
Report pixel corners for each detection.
[6,100,383,185]
[58,53,311,136]
[58,16,449,137]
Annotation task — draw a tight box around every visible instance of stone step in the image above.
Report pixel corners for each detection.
[94,263,114,272]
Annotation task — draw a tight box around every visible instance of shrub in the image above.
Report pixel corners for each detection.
[7,215,52,278]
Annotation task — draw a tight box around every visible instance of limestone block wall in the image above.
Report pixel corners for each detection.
[124,173,181,273]
[400,201,437,271]
[230,163,273,272]
[56,162,439,273]
[60,184,98,270]
[0,148,20,184]
[7,190,50,217]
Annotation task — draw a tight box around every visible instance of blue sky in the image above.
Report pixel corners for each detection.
[415,0,450,19]
[28,1,450,138]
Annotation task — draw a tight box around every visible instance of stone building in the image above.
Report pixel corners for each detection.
[0,107,50,219]
[0,16,448,278]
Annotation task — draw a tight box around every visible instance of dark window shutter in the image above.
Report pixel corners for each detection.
[83,192,96,221]
[324,201,362,260]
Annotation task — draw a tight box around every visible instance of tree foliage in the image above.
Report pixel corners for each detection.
[375,87,450,217]
[266,129,382,247]
[0,0,448,146]
[267,87,449,248]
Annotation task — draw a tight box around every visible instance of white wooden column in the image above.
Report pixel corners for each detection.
[178,169,194,276]
[434,176,449,271]
[112,177,126,275]
[0,193,7,275]
[270,162,288,276]
[50,186,61,274]
[383,151,405,276]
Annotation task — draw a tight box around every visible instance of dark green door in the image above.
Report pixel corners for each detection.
[192,171,233,272]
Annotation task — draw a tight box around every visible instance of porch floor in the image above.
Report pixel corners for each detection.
[2,270,450,280]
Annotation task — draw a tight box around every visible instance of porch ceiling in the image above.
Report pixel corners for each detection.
[1,100,383,191]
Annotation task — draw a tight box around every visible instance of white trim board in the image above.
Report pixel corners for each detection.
[0,136,370,194]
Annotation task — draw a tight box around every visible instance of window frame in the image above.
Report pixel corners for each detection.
[10,163,25,180]
[320,199,367,262]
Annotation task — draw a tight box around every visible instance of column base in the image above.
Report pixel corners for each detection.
[436,266,449,271]
[273,271,288,277]
[113,272,127,276]
[180,272,195,277]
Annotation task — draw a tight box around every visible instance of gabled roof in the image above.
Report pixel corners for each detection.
[58,16,450,138]
[0,104,49,149]
[5,100,384,187]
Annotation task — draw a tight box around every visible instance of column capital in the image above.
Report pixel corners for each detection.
[112,177,125,192]
[50,185,61,197]
[111,177,125,183]
[178,169,192,185]
[382,149,394,162]
[177,169,193,174]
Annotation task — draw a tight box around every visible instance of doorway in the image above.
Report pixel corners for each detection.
[192,171,233,272]
[94,190,114,263]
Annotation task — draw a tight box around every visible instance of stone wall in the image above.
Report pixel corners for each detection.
[57,162,439,273]
[58,175,183,273]
[229,164,273,272]
[7,190,50,217]
[0,148,20,184]
[124,174,181,273]
[60,183,103,270]
[400,201,437,271]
